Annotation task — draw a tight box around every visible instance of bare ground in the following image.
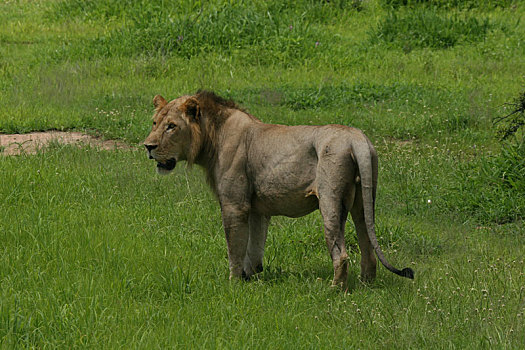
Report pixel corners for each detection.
[0,131,131,156]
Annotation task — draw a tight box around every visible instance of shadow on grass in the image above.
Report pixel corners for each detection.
[248,262,407,292]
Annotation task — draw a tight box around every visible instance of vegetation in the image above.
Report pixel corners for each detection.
[1,0,524,348]
[371,9,494,50]
[380,0,518,10]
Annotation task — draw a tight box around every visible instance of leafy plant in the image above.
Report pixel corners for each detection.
[495,90,525,140]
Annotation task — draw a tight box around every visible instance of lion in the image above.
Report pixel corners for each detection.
[144,91,414,287]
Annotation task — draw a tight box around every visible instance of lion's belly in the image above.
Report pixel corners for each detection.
[247,133,320,217]
[250,167,319,217]
[247,124,350,217]
[251,191,319,218]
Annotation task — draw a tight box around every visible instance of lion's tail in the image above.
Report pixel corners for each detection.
[353,137,414,280]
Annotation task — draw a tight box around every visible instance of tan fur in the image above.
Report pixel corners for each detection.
[144,91,414,288]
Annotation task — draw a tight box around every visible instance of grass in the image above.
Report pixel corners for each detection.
[1,0,525,348]
[1,146,524,348]
[380,0,518,10]
[446,138,525,223]
[47,0,342,64]
[371,9,494,51]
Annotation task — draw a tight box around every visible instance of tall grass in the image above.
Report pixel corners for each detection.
[444,137,525,224]
[227,82,478,139]
[1,147,524,348]
[1,1,525,347]
[444,90,525,223]
[47,0,356,64]
[380,0,517,10]
[371,9,494,50]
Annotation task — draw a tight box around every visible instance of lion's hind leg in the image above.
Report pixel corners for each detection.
[319,196,350,288]
[350,186,377,283]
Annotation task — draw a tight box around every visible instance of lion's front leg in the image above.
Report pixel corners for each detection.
[221,203,250,280]
[243,213,270,278]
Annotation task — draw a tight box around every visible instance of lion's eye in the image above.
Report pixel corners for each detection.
[153,121,157,126]
[167,123,177,130]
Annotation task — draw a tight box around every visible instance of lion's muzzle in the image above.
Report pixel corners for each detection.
[144,143,177,173]
[156,158,176,171]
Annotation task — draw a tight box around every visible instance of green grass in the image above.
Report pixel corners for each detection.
[1,0,525,348]
[1,146,524,348]
[371,9,494,51]
[380,0,518,10]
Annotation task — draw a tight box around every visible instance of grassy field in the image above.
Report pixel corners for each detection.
[1,0,525,348]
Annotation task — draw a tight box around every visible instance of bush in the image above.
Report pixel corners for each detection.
[495,90,525,140]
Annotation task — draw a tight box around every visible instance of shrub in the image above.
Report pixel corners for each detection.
[495,90,525,140]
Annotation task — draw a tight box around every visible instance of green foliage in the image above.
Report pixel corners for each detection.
[48,0,353,64]
[495,90,525,140]
[371,9,493,50]
[281,83,410,110]
[49,0,358,23]
[229,83,427,110]
[380,0,517,10]
[230,83,477,140]
[0,148,313,345]
[446,139,525,224]
[1,1,525,347]
[2,148,525,348]
[448,89,525,224]
[50,0,161,20]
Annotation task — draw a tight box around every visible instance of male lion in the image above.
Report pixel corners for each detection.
[144,91,414,287]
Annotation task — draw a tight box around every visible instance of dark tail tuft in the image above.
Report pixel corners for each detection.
[397,267,414,280]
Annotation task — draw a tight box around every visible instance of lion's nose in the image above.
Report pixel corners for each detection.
[144,144,158,152]
[144,144,158,159]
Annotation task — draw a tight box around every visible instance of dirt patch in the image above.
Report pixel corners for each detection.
[0,131,131,156]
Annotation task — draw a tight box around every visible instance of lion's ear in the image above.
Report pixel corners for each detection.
[153,95,167,111]
[181,97,200,122]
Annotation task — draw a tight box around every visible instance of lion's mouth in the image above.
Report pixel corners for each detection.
[157,158,177,171]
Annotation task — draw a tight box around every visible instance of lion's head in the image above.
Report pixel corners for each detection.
[143,94,202,174]
[144,91,242,174]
